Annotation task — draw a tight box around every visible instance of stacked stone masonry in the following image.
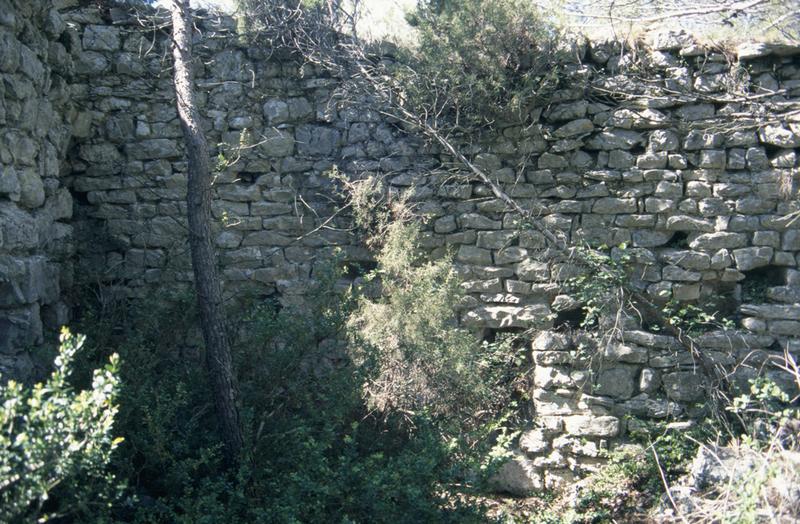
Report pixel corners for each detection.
[1,1,799,489]
[0,0,75,377]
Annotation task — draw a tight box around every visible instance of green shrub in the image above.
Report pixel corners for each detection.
[73,263,493,522]
[0,328,122,523]
[400,0,564,130]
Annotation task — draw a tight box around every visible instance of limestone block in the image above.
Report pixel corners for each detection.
[495,247,528,265]
[672,283,701,301]
[674,104,715,121]
[758,124,800,148]
[563,415,620,437]
[462,304,551,329]
[736,197,774,215]
[534,350,574,365]
[781,230,800,251]
[637,151,668,169]
[554,118,593,137]
[0,201,38,251]
[732,246,773,271]
[75,50,108,75]
[689,232,747,251]
[586,129,644,150]
[594,367,636,399]
[538,152,567,169]
[216,184,261,202]
[649,129,679,151]
[476,230,516,249]
[253,128,293,157]
[250,202,292,216]
[618,394,682,418]
[698,150,726,169]
[534,366,573,389]
[296,125,340,156]
[455,245,492,265]
[632,230,674,247]
[489,452,542,495]
[520,429,549,454]
[644,197,675,213]
[608,149,634,168]
[739,304,800,321]
[546,100,588,121]
[603,343,648,364]
[592,197,637,214]
[0,304,43,355]
[125,139,179,160]
[82,25,121,51]
[666,215,714,232]
[457,213,501,230]
[534,389,580,415]
[662,371,705,402]
[532,331,571,351]
[767,286,800,303]
[660,250,711,270]
[461,278,502,293]
[684,130,724,150]
[745,147,769,169]
[622,330,681,350]
[727,148,746,169]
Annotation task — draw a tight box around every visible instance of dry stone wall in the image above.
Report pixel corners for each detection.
[0,0,76,378]
[1,0,799,488]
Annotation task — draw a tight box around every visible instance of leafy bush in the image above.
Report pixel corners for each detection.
[348,221,492,420]
[73,263,493,522]
[0,328,122,523]
[400,0,564,130]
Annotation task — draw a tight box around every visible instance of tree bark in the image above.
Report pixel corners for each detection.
[170,0,244,461]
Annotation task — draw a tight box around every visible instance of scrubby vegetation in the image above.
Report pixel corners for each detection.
[2,0,799,522]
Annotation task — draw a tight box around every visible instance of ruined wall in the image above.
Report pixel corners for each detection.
[1,1,799,489]
[0,0,75,378]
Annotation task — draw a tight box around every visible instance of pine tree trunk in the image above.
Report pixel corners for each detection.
[169,0,244,461]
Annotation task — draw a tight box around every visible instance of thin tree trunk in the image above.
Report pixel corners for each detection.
[170,0,244,461]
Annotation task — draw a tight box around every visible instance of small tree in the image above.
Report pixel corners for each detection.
[0,328,122,522]
[169,0,244,460]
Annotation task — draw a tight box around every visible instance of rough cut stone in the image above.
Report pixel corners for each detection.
[489,452,542,495]
[732,247,773,271]
[689,233,748,251]
[586,129,645,150]
[563,415,620,437]
[662,371,705,402]
[532,331,571,351]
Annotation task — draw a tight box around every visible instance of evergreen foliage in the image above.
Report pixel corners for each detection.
[0,329,122,523]
[399,0,564,130]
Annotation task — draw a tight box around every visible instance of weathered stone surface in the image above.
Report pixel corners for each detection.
[662,371,705,402]
[125,139,179,160]
[554,118,594,138]
[296,125,340,156]
[586,129,644,150]
[489,452,542,495]
[689,233,748,251]
[758,124,800,148]
[603,343,648,364]
[533,331,571,351]
[563,415,620,437]
[595,367,637,399]
[463,304,551,329]
[619,395,682,418]
[739,304,800,321]
[82,25,120,51]
[732,247,773,271]
[520,428,549,454]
